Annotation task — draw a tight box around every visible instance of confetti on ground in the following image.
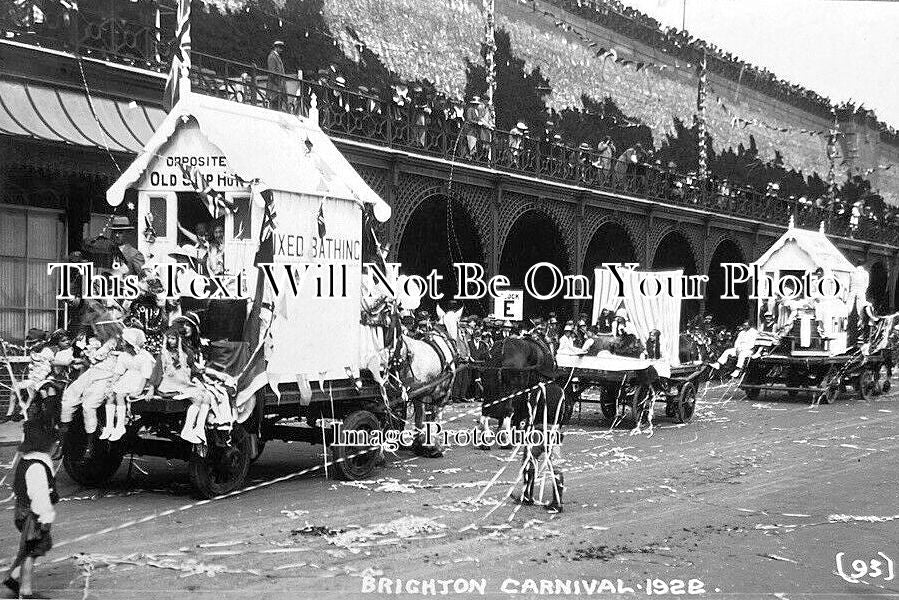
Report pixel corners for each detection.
[198,541,245,548]
[327,516,445,549]
[281,510,310,519]
[762,554,798,564]
[827,514,899,524]
[273,562,309,571]
[73,553,261,578]
[292,524,346,537]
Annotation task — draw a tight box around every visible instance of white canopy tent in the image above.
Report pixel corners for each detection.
[753,221,859,355]
[753,221,855,287]
[105,93,391,407]
[106,92,391,218]
[559,267,683,377]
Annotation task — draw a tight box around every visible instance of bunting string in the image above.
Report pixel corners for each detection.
[697,48,708,179]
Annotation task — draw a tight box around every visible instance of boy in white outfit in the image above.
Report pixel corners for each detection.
[711,321,759,377]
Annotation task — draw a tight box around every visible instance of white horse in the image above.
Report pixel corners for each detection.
[386,304,465,457]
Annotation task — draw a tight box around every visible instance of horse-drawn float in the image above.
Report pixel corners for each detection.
[738,222,897,403]
[557,267,706,428]
[56,93,428,498]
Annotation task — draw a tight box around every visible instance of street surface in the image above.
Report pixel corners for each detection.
[1,381,897,599]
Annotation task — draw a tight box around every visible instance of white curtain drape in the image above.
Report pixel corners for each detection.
[621,269,683,365]
[591,267,622,324]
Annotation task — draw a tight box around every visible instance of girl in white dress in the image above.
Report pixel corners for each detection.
[100,328,155,442]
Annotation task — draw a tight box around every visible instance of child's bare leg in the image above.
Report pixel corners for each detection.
[109,393,128,441]
[99,395,115,440]
[3,388,16,418]
[19,556,34,596]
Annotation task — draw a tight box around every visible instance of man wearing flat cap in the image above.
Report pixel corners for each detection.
[267,40,287,109]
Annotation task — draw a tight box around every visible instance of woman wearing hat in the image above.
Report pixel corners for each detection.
[100,328,155,442]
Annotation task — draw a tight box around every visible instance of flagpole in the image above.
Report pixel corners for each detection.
[179,0,192,103]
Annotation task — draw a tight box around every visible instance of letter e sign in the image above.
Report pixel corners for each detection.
[493,289,523,321]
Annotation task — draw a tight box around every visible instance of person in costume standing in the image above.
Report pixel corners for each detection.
[3,413,59,599]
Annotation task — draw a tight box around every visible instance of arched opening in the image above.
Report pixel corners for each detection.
[868,261,889,314]
[652,231,699,323]
[396,194,484,313]
[499,210,569,318]
[582,221,637,275]
[706,239,749,327]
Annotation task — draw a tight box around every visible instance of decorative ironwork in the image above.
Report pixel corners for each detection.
[1,2,169,70]
[2,12,894,248]
[184,59,897,246]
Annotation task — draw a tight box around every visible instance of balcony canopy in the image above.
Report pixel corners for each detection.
[0,78,164,153]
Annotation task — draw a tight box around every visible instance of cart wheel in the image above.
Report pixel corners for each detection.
[332,410,382,481]
[675,382,696,424]
[597,387,617,424]
[630,385,652,425]
[820,385,839,405]
[744,388,760,401]
[62,414,124,487]
[189,424,252,499]
[857,369,876,401]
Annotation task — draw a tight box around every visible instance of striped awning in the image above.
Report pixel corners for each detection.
[0,78,165,153]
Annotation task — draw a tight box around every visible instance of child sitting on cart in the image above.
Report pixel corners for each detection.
[2,330,71,423]
[150,325,210,443]
[99,328,155,442]
[59,316,123,458]
[711,321,758,378]
[149,319,236,444]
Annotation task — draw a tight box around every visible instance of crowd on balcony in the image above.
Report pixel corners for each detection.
[2,0,897,241]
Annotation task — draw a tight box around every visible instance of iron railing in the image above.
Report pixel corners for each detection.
[186,57,896,246]
[0,1,168,70]
[0,7,891,246]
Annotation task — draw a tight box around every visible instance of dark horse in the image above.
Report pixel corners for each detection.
[478,336,556,446]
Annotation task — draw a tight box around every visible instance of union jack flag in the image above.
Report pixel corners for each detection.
[177,163,236,218]
[256,189,276,266]
[317,202,326,238]
[235,187,277,410]
[163,0,191,112]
